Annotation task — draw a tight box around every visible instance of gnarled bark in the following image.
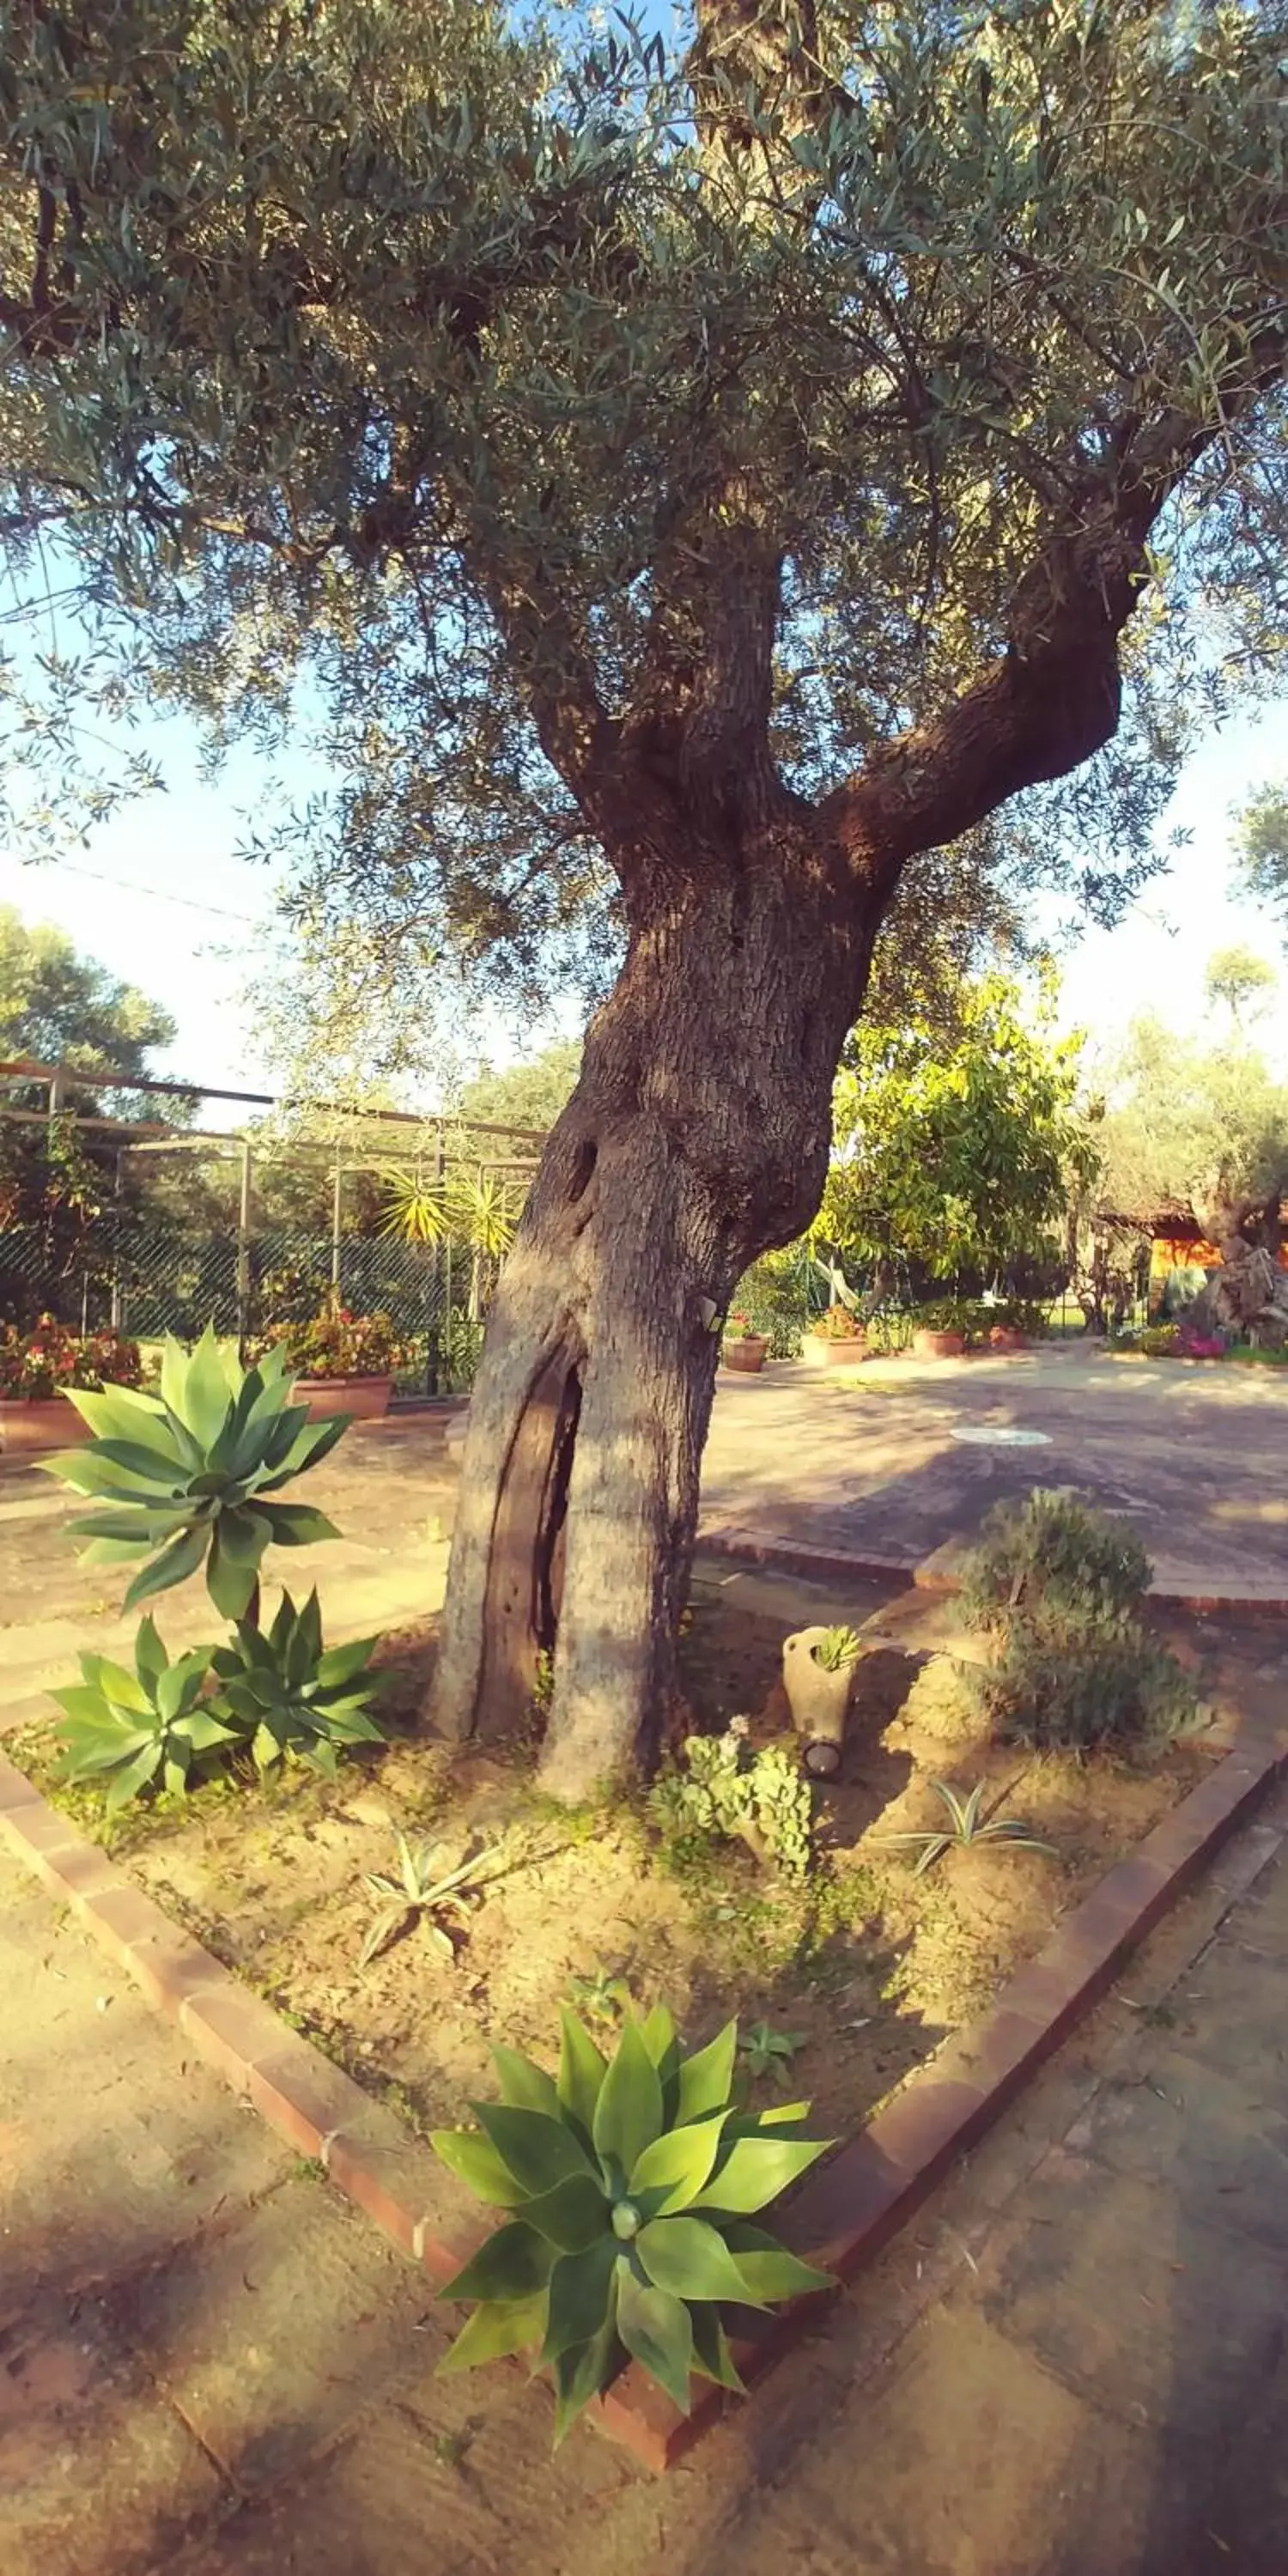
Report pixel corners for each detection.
[1188,1186,1288,1345]
[428,841,872,1798]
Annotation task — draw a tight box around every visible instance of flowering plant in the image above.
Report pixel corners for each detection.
[0,1317,143,1400]
[258,1304,407,1381]
[722,1310,765,1341]
[1178,1331,1225,1361]
[811,1303,864,1341]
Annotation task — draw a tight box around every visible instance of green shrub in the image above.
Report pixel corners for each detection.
[861,1307,915,1355]
[649,1722,814,1882]
[1131,1323,1182,1358]
[959,1488,1151,1631]
[973,1607,1197,1756]
[958,1490,1194,1755]
[431,2008,832,2442]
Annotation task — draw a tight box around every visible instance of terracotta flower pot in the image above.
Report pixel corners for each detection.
[987,1326,1027,1352]
[721,1334,769,1373]
[781,1625,859,1777]
[913,1328,965,1359]
[0,1393,90,1455]
[803,1332,866,1366]
[295,1372,394,1423]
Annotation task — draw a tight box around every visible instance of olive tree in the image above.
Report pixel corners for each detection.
[1,0,1285,1795]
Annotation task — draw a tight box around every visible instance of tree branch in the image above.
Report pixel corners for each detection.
[822,329,1288,879]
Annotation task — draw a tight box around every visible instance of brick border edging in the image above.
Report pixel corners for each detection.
[696,1519,1288,1616]
[1,1725,1282,2474]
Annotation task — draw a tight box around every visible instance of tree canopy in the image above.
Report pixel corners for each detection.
[457,1040,582,1137]
[3,0,1286,1795]
[0,904,175,1084]
[1095,1010,1288,1226]
[0,0,1285,962]
[1203,943,1277,1030]
[1235,781,1288,935]
[819,975,1090,1282]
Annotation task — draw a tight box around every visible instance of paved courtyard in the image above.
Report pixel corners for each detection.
[701,1347,1288,1596]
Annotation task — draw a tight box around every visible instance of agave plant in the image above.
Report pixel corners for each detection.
[359,1830,507,1968]
[210,1588,387,1777]
[43,1327,346,1617]
[432,2010,832,2444]
[877,1777,1059,1876]
[51,1616,239,1814]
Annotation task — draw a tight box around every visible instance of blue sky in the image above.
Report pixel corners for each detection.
[2,686,1285,1107]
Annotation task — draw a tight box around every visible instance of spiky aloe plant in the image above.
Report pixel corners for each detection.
[432,2010,833,2444]
[359,1830,507,1967]
[210,1588,387,1777]
[51,1616,239,1814]
[42,1327,346,1617]
[878,1777,1059,1875]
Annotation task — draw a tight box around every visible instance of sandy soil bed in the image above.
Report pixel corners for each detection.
[9,1559,1233,2145]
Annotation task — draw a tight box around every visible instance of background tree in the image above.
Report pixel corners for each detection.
[1,2,1285,1794]
[0,906,175,1097]
[0,907,179,1321]
[1096,1010,1288,1340]
[820,977,1090,1293]
[1203,945,1277,1033]
[1234,782,1288,933]
[457,1042,582,1140]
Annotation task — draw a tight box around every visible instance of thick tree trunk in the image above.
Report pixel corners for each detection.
[1188,1187,1288,1344]
[427,848,871,1800]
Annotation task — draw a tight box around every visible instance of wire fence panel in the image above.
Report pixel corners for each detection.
[0,1210,489,1392]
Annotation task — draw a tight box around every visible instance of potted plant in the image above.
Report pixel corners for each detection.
[259,1304,407,1421]
[802,1303,866,1366]
[912,1301,967,1359]
[0,1316,143,1455]
[720,1310,770,1373]
[781,1623,863,1776]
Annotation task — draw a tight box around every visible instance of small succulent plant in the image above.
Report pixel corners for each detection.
[564,1964,633,2027]
[738,2021,808,2090]
[360,1830,506,1967]
[649,1723,814,1882]
[877,1777,1058,1876]
[210,1588,386,1776]
[51,1617,238,1814]
[812,1625,863,1672]
[432,2010,833,2443]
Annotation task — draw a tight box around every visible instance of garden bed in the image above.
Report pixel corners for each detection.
[8,1561,1229,2150]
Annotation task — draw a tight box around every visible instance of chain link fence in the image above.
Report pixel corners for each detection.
[0,1112,532,1393]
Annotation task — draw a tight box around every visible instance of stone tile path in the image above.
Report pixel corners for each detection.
[8,1790,1288,2575]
